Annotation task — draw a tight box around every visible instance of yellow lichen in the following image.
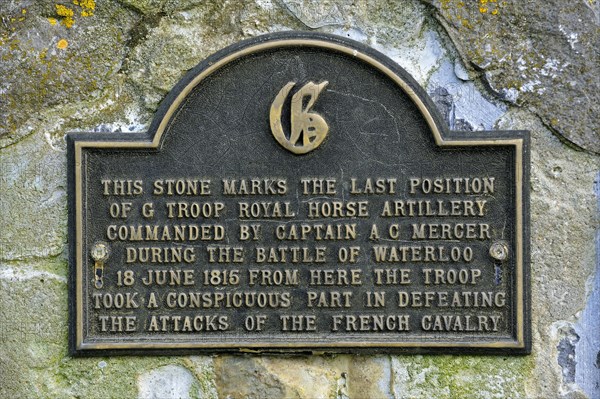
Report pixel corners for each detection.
[56,5,74,17]
[21,8,26,14]
[55,4,75,28]
[479,0,500,15]
[48,17,57,25]
[57,39,68,49]
[479,0,488,13]
[74,0,95,17]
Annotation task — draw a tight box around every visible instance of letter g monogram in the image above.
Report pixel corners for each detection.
[270,81,329,154]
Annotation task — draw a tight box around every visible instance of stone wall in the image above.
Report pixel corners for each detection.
[1,1,598,398]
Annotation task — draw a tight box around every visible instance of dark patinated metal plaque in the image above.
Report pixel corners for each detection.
[68,32,530,355]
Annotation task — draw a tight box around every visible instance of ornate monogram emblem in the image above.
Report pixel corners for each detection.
[270,81,329,154]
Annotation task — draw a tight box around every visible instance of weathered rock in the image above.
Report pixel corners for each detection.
[0,260,129,397]
[0,259,220,399]
[497,108,599,398]
[124,1,302,111]
[214,355,394,398]
[0,0,598,398]
[214,356,289,398]
[0,131,66,261]
[391,355,532,398]
[0,0,138,148]
[0,260,67,399]
[420,0,600,153]
[138,365,198,399]
[118,0,205,15]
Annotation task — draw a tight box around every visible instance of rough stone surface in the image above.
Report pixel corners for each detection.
[420,0,600,153]
[0,131,66,261]
[496,108,599,398]
[391,355,532,398]
[0,0,138,148]
[0,258,199,399]
[214,355,393,398]
[574,232,600,396]
[138,364,202,399]
[1,1,598,398]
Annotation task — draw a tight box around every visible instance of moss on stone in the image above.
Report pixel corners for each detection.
[392,355,534,398]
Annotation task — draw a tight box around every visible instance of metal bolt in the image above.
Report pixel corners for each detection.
[91,242,110,289]
[91,242,109,262]
[489,242,509,261]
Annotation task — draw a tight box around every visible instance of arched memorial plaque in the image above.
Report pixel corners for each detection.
[68,32,530,355]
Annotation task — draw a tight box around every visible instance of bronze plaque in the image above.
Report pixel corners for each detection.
[68,32,530,355]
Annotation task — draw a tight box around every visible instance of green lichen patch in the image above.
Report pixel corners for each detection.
[0,263,209,398]
[392,355,534,398]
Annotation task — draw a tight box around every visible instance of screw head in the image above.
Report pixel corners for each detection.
[91,242,109,262]
[489,242,509,261]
